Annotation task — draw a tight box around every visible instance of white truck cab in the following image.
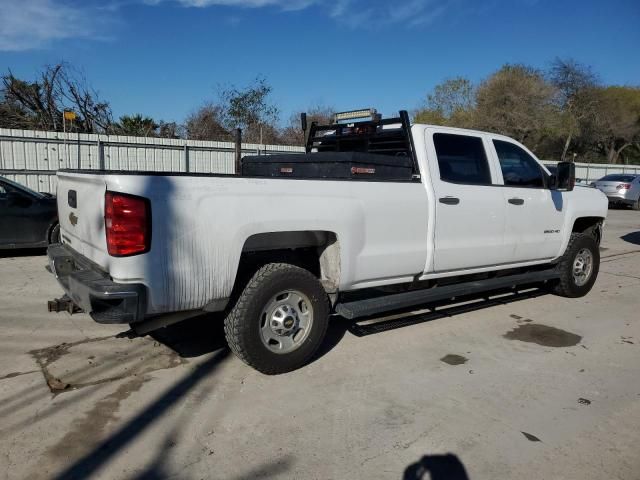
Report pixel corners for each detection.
[48,109,608,374]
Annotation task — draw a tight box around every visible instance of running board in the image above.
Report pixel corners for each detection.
[335,269,559,320]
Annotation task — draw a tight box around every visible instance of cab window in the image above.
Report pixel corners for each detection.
[493,140,545,188]
[433,133,492,185]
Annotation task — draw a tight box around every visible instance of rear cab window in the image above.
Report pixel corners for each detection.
[433,133,492,185]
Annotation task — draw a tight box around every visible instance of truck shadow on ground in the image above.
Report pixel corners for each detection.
[149,287,549,366]
[621,231,640,246]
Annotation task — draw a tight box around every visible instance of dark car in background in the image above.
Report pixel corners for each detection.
[0,177,60,249]
[592,174,640,210]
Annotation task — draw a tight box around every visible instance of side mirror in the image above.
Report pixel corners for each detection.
[553,161,575,191]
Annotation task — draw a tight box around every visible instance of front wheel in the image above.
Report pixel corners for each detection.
[553,233,600,298]
[224,263,330,374]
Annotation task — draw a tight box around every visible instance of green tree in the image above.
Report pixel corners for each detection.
[219,76,279,143]
[414,77,475,127]
[587,86,640,164]
[116,114,159,137]
[474,64,557,149]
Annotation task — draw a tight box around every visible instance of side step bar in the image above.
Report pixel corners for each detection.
[335,269,559,320]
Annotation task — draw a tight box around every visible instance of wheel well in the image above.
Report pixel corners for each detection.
[237,231,340,293]
[572,217,604,244]
[47,220,59,243]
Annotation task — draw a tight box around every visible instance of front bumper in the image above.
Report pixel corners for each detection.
[47,243,146,324]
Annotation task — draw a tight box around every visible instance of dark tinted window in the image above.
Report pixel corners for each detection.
[494,140,544,188]
[433,133,492,185]
[600,174,637,182]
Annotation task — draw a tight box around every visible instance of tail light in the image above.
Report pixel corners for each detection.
[617,183,631,190]
[105,192,151,256]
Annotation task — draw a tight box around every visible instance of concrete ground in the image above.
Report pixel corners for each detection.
[0,209,638,480]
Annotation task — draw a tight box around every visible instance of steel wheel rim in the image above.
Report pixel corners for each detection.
[259,290,314,354]
[572,248,593,287]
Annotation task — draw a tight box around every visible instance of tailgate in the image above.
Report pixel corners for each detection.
[56,172,109,268]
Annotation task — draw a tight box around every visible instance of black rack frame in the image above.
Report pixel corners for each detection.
[302,110,420,178]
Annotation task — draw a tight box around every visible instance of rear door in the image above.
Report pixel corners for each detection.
[490,139,564,263]
[426,130,506,272]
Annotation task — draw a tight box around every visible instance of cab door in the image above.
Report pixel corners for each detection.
[426,130,506,272]
[489,139,564,263]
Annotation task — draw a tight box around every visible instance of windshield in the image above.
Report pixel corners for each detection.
[600,174,637,182]
[0,176,45,199]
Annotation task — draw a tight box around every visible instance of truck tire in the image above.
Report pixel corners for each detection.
[49,223,60,244]
[224,263,330,374]
[553,233,599,298]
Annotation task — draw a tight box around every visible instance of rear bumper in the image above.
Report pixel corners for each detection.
[47,243,146,324]
[606,195,634,205]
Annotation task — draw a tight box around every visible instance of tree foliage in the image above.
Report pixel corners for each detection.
[414,77,475,128]
[116,114,158,137]
[219,77,279,143]
[415,60,640,164]
[279,105,334,146]
[2,61,638,162]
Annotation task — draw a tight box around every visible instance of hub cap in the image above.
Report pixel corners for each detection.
[572,248,593,287]
[260,290,313,354]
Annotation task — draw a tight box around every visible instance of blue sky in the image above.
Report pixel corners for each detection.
[1,0,639,125]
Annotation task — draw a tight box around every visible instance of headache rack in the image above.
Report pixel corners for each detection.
[302,109,420,177]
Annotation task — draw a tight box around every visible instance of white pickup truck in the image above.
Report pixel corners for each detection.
[48,109,608,374]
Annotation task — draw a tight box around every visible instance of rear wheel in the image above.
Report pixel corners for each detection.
[553,233,599,298]
[632,196,640,211]
[224,263,330,374]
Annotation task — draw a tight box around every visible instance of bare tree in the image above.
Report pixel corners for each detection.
[1,63,113,133]
[279,105,334,146]
[549,58,599,160]
[185,103,231,141]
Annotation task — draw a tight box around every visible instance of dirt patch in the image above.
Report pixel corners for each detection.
[440,354,468,365]
[30,335,186,395]
[503,324,582,347]
[47,375,148,460]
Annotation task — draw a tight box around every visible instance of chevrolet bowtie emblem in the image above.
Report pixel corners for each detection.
[69,212,78,226]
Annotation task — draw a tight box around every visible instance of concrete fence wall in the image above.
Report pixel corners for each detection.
[0,128,304,194]
[1,128,639,193]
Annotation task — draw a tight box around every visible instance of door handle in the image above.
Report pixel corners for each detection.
[439,197,460,205]
[508,198,524,205]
